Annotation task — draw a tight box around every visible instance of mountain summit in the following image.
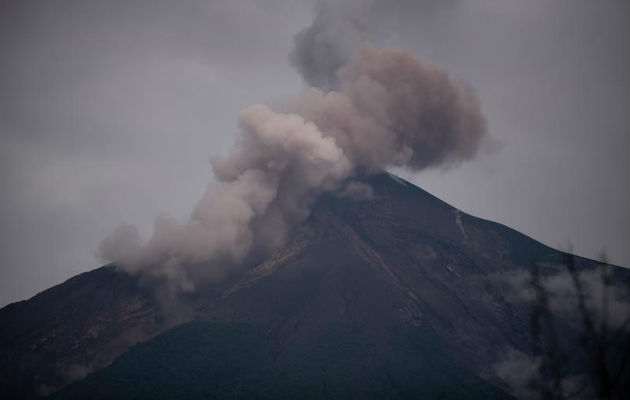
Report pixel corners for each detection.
[1,173,628,399]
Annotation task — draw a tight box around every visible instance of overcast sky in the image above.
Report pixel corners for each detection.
[1,0,628,307]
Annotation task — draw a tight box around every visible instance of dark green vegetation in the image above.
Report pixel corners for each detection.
[52,321,509,400]
[1,173,628,399]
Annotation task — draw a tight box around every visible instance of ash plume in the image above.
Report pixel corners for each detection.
[100,43,487,293]
[289,0,456,90]
[289,0,376,89]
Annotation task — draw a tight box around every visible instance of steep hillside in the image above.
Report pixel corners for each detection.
[1,173,628,399]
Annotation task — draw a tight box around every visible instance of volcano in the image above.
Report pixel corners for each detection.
[1,173,628,399]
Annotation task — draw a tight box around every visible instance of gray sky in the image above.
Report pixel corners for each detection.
[0,0,628,307]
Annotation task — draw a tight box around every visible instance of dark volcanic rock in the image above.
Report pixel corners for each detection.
[0,266,164,398]
[1,173,628,399]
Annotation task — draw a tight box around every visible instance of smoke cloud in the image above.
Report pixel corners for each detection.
[100,43,487,292]
[289,0,376,89]
[289,0,456,90]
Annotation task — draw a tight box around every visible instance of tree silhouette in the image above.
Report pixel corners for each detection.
[530,250,629,400]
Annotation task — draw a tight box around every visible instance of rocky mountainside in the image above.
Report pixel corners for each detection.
[0,266,162,398]
[1,173,628,399]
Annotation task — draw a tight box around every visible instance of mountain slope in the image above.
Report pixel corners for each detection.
[0,266,164,398]
[51,208,513,399]
[1,173,628,399]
